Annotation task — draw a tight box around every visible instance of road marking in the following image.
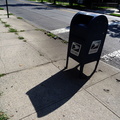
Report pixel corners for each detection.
[61,9,76,13]
[108,21,120,26]
[50,27,70,34]
[101,50,120,61]
[50,21,120,35]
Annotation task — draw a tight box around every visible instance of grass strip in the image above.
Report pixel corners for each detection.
[17,17,23,19]
[0,8,4,10]
[109,13,120,17]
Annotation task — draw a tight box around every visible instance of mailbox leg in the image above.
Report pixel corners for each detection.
[94,60,99,72]
[79,64,84,77]
[89,60,100,78]
[65,55,69,69]
[92,60,99,75]
[65,45,70,69]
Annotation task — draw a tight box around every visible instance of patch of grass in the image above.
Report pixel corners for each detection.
[0,8,4,10]
[35,28,46,32]
[98,6,115,9]
[5,13,13,15]
[0,111,9,120]
[0,74,6,78]
[35,29,41,31]
[1,21,11,28]
[9,28,18,32]
[17,17,23,19]
[20,30,25,32]
[46,32,57,38]
[109,13,120,17]
[8,13,13,15]
[18,36,24,40]
[4,24,11,28]
[61,40,68,44]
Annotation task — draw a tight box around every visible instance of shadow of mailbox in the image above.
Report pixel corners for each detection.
[26,66,89,118]
[65,12,108,78]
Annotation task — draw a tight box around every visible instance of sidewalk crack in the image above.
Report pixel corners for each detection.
[84,89,120,119]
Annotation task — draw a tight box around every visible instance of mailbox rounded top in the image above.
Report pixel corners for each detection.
[70,12,108,28]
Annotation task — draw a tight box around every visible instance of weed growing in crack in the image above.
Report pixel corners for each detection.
[17,17,23,19]
[9,28,18,32]
[0,74,6,78]
[18,36,24,40]
[4,24,11,28]
[0,111,9,120]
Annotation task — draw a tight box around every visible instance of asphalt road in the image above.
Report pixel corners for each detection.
[0,0,120,69]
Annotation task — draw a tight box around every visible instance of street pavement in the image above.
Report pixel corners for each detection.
[0,9,120,120]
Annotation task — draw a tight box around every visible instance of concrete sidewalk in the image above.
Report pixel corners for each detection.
[0,10,120,120]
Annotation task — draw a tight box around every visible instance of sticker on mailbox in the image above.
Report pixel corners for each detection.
[89,40,101,54]
[71,42,81,56]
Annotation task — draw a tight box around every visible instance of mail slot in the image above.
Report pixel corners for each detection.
[65,12,108,77]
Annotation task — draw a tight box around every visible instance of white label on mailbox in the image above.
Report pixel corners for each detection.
[89,40,101,54]
[71,42,81,56]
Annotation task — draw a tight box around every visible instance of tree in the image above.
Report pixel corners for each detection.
[69,0,74,7]
[53,0,56,4]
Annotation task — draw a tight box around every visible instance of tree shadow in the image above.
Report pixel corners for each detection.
[0,2,65,11]
[32,6,52,10]
[26,65,90,118]
[107,20,120,38]
[0,3,42,7]
[0,1,64,9]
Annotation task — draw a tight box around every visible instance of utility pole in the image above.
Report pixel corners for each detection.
[6,0,9,18]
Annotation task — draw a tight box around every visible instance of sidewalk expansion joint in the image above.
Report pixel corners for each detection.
[81,71,120,90]
[25,40,66,66]
[2,61,53,76]
[84,89,120,119]
[51,59,66,70]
